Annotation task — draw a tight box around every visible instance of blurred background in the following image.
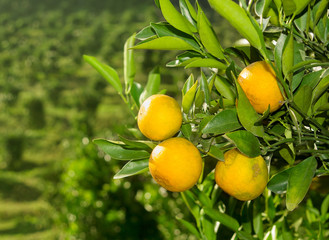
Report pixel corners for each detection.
[0,0,239,239]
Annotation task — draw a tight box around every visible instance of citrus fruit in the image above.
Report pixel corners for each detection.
[238,61,284,113]
[149,137,202,192]
[215,148,268,201]
[137,94,182,141]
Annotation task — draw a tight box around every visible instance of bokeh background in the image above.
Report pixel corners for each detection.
[0,0,239,239]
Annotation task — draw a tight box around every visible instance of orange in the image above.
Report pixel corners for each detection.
[137,94,182,141]
[238,61,284,113]
[149,137,202,192]
[215,148,268,201]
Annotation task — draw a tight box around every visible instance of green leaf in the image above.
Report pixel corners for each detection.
[203,207,240,232]
[176,218,201,238]
[197,5,225,59]
[293,85,312,121]
[113,159,149,179]
[226,130,261,157]
[93,139,150,160]
[286,156,317,211]
[279,144,295,165]
[135,25,156,40]
[118,136,155,150]
[202,109,241,135]
[294,0,312,15]
[139,67,161,104]
[255,0,271,17]
[282,32,294,82]
[236,230,255,240]
[201,214,216,240]
[321,194,329,221]
[200,72,211,105]
[159,0,197,34]
[179,0,197,27]
[208,0,262,49]
[208,145,224,161]
[182,79,198,113]
[312,74,329,105]
[214,75,235,101]
[182,73,194,94]
[133,36,196,51]
[236,81,265,137]
[253,199,264,240]
[282,0,296,16]
[181,191,201,222]
[267,167,293,194]
[150,22,200,50]
[274,33,287,77]
[130,82,144,108]
[181,123,192,139]
[314,0,329,26]
[185,58,227,69]
[83,55,122,94]
[124,33,136,94]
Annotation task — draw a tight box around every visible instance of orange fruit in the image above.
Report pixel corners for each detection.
[238,61,284,113]
[137,94,182,141]
[149,137,202,192]
[215,148,268,201]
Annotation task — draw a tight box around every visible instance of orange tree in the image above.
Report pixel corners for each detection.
[84,0,329,239]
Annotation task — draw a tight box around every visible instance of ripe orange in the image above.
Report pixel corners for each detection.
[215,148,268,201]
[149,137,202,192]
[137,94,182,141]
[238,61,284,113]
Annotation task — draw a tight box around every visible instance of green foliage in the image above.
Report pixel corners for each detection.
[85,0,329,239]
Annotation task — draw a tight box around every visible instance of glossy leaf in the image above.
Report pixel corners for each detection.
[139,67,161,104]
[314,0,329,26]
[83,55,122,94]
[201,214,216,240]
[214,76,235,101]
[182,74,194,94]
[113,159,149,179]
[208,0,262,49]
[274,33,287,79]
[181,123,192,139]
[179,0,197,28]
[282,32,294,82]
[135,25,156,40]
[130,82,144,108]
[182,80,198,113]
[203,207,240,232]
[159,0,196,34]
[236,81,265,137]
[267,167,293,194]
[185,58,227,69]
[286,156,317,211]
[197,5,225,59]
[133,36,196,51]
[118,136,155,150]
[93,139,150,160]
[202,109,241,135]
[226,130,261,157]
[124,33,136,94]
[282,0,296,16]
[150,22,200,50]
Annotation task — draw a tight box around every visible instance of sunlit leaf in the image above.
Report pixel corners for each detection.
[159,0,197,34]
[282,32,294,82]
[208,0,262,49]
[214,75,235,101]
[133,36,196,51]
[185,58,227,69]
[197,5,225,59]
[83,55,122,94]
[179,0,197,28]
[293,85,312,122]
[312,72,329,105]
[182,79,198,113]
[113,159,149,179]
[124,33,136,94]
[208,144,224,161]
